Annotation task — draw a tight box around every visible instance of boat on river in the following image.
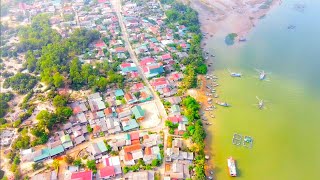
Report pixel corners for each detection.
[216,101,230,107]
[227,157,237,177]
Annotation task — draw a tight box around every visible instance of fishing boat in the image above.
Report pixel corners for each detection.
[227,157,237,177]
[216,101,230,107]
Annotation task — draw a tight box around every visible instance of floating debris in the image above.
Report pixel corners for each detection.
[293,3,306,13]
[243,136,254,148]
[232,133,242,146]
[288,25,296,30]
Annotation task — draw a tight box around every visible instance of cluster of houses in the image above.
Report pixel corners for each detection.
[121,0,201,179]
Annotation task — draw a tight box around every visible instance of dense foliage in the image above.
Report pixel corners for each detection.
[0,92,13,118]
[182,96,206,179]
[162,2,207,89]
[3,73,37,94]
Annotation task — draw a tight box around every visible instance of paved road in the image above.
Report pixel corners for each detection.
[111,0,167,124]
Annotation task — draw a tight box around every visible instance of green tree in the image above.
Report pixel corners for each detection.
[53,95,67,108]
[53,72,64,88]
[86,160,97,173]
[73,159,83,167]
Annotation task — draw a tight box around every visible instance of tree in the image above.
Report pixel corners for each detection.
[53,72,64,88]
[69,58,84,89]
[3,73,38,94]
[87,125,93,133]
[195,64,207,74]
[123,166,129,174]
[64,155,74,165]
[53,95,67,108]
[151,159,160,167]
[52,159,60,170]
[73,159,83,167]
[56,107,72,123]
[86,160,97,172]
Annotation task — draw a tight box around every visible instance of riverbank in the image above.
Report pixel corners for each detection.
[186,0,282,178]
[189,0,281,41]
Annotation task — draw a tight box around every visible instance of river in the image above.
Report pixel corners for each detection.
[204,0,320,179]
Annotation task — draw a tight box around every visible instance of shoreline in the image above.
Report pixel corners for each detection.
[186,0,282,177]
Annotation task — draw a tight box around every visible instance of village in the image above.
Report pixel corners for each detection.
[0,0,208,179]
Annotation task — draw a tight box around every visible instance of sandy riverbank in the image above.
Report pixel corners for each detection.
[189,0,281,41]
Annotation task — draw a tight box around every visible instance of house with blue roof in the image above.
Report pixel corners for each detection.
[131,105,145,120]
[144,63,164,78]
[33,148,50,162]
[122,119,139,131]
[49,145,64,157]
[115,89,125,97]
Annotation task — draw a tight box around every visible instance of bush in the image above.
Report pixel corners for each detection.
[32,162,44,171]
[64,155,74,165]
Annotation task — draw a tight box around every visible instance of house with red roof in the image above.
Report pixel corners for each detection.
[95,40,107,49]
[121,144,143,165]
[168,72,184,82]
[131,83,144,92]
[139,57,155,66]
[124,93,137,104]
[71,170,93,180]
[99,166,115,179]
[150,77,170,90]
[114,47,127,53]
[161,53,172,61]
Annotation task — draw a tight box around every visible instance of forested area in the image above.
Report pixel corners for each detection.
[5,13,125,92]
[162,2,207,90]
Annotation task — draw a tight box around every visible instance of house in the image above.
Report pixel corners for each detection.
[170,105,181,115]
[144,63,164,78]
[74,135,86,145]
[161,53,172,61]
[33,148,50,162]
[150,77,170,90]
[139,87,153,102]
[121,119,139,131]
[131,83,144,92]
[99,166,115,179]
[114,46,127,53]
[49,144,64,158]
[31,171,57,180]
[104,107,114,118]
[115,89,125,97]
[168,72,183,82]
[76,113,88,124]
[88,93,106,112]
[124,93,137,104]
[117,108,132,118]
[88,141,108,159]
[131,105,145,120]
[165,97,182,105]
[139,57,155,66]
[60,134,73,149]
[71,170,93,180]
[122,144,143,165]
[168,115,188,124]
[124,171,155,180]
[70,101,88,114]
[95,40,107,49]
[103,156,122,175]
[120,63,138,74]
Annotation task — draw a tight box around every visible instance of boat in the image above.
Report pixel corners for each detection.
[216,101,230,107]
[239,37,247,42]
[230,72,242,77]
[227,157,237,177]
[288,25,296,29]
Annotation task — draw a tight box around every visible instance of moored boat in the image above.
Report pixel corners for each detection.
[216,101,230,107]
[227,157,237,177]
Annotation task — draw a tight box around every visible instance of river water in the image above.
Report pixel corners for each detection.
[205,0,320,179]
